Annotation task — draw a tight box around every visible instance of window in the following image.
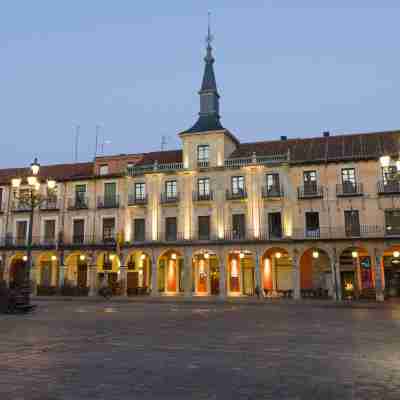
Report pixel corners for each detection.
[197,145,209,163]
[165,180,177,199]
[303,170,317,194]
[198,216,210,240]
[341,168,356,193]
[104,182,117,207]
[16,221,27,245]
[133,218,146,242]
[344,210,360,237]
[99,164,109,176]
[135,183,146,200]
[165,217,177,241]
[385,210,400,235]
[382,166,397,184]
[232,214,246,239]
[73,219,85,244]
[231,176,245,195]
[268,212,282,239]
[198,178,210,197]
[266,173,280,195]
[102,218,115,243]
[75,184,87,208]
[0,188,3,210]
[305,212,320,238]
[43,220,56,244]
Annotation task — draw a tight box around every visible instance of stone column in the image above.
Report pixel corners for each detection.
[31,263,38,296]
[184,248,193,297]
[330,260,341,301]
[292,250,301,300]
[271,257,277,293]
[219,251,227,299]
[119,266,127,296]
[89,266,97,296]
[374,250,384,302]
[254,250,263,297]
[59,265,66,289]
[150,253,158,297]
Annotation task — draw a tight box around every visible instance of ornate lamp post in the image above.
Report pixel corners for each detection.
[11,157,57,285]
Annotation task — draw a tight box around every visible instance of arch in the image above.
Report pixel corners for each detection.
[9,253,27,287]
[339,246,370,300]
[299,248,332,298]
[36,251,59,294]
[64,251,90,290]
[157,249,183,295]
[382,245,400,298]
[261,247,292,297]
[192,249,220,296]
[226,249,255,296]
[125,250,152,295]
[96,252,121,295]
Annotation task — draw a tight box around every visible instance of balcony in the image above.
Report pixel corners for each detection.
[193,191,214,202]
[68,196,89,210]
[97,195,120,209]
[0,202,5,214]
[12,200,31,213]
[40,198,61,212]
[197,161,209,169]
[378,180,400,195]
[385,225,400,237]
[297,184,324,200]
[128,194,148,206]
[226,189,248,201]
[160,193,180,205]
[336,182,363,197]
[292,225,384,240]
[262,185,284,199]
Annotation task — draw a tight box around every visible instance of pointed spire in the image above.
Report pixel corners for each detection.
[183,13,224,134]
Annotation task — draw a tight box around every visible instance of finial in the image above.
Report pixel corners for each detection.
[205,12,214,61]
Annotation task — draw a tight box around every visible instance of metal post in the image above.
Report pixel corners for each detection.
[26,190,34,284]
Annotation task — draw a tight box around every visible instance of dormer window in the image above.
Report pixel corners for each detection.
[197,145,209,166]
[99,164,109,176]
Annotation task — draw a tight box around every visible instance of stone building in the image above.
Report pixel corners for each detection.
[0,32,399,302]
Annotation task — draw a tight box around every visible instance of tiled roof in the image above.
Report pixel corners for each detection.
[135,150,183,166]
[0,162,93,185]
[229,131,400,163]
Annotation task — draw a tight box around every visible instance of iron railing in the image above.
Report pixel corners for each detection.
[192,191,214,202]
[160,193,180,204]
[297,184,324,199]
[97,195,120,209]
[336,182,363,197]
[39,198,61,211]
[262,185,284,199]
[197,161,209,168]
[68,196,89,210]
[128,194,148,206]
[11,200,31,212]
[377,180,400,195]
[226,189,248,200]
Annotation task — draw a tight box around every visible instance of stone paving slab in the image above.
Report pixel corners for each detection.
[1,301,400,399]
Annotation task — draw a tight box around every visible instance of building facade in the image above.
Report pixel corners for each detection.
[1,34,400,302]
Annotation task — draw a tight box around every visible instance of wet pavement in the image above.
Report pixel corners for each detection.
[0,300,399,399]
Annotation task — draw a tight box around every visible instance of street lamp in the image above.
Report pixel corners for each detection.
[11,157,57,286]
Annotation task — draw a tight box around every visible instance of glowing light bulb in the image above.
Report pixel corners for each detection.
[275,252,282,259]
[393,251,400,258]
[312,250,319,259]
[352,250,358,259]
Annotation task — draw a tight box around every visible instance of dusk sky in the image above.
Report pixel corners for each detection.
[1,1,400,168]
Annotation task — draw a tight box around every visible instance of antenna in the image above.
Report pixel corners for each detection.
[74,125,80,162]
[206,11,213,47]
[94,125,100,159]
[161,135,167,151]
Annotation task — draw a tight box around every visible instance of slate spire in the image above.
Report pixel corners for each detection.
[184,14,224,134]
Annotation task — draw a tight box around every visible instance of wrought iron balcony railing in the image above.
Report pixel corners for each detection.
[128,194,148,206]
[262,185,284,199]
[0,202,5,213]
[226,189,248,200]
[160,193,180,204]
[336,182,363,197]
[11,200,31,212]
[39,198,61,211]
[297,184,324,199]
[193,191,214,202]
[197,161,209,168]
[68,196,89,210]
[97,195,120,209]
[377,180,400,195]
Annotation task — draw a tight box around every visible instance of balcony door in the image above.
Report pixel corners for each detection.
[341,168,356,194]
[198,216,210,240]
[133,218,145,242]
[43,220,56,244]
[166,217,177,241]
[75,184,86,207]
[16,221,27,245]
[104,182,116,207]
[305,212,320,238]
[303,170,317,194]
[344,210,360,237]
[232,214,246,239]
[73,219,85,244]
[103,218,115,243]
[268,213,282,239]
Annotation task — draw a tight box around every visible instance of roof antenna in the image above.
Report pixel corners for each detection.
[74,125,80,162]
[161,135,167,151]
[94,125,100,159]
[206,11,213,48]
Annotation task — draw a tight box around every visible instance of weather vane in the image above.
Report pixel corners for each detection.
[206,11,213,47]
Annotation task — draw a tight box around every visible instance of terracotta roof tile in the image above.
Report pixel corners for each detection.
[136,150,183,165]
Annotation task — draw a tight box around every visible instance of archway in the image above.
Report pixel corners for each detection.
[261,247,292,297]
[9,254,27,287]
[125,251,152,295]
[65,252,89,292]
[299,248,332,298]
[158,250,183,295]
[382,245,400,298]
[339,246,370,300]
[36,252,59,295]
[96,252,121,295]
[192,250,219,296]
[227,250,255,296]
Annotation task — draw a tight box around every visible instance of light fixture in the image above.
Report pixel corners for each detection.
[30,157,40,176]
[380,155,391,168]
[352,250,358,259]
[393,251,400,258]
[109,254,115,261]
[34,182,40,191]
[47,179,56,190]
[275,252,282,259]
[239,252,245,259]
[22,255,28,262]
[396,160,400,172]
[312,250,319,259]
[11,178,21,188]
[79,254,86,261]
[171,253,177,260]
[204,252,210,259]
[27,176,37,186]
[140,253,146,260]
[51,255,57,261]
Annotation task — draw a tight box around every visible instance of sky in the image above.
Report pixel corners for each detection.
[1,1,400,168]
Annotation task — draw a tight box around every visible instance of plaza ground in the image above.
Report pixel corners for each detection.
[0,300,400,399]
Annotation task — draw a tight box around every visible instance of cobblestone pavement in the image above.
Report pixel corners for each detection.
[0,301,400,400]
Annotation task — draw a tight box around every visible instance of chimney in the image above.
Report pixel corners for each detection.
[280,135,287,141]
[323,131,330,137]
